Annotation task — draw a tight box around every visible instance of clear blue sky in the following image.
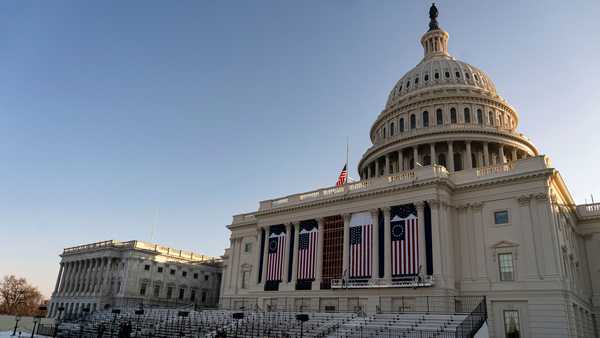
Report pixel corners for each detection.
[1,1,599,297]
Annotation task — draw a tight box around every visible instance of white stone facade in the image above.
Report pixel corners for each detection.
[48,240,222,318]
[221,9,600,338]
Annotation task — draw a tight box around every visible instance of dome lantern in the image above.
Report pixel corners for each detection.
[421,3,449,60]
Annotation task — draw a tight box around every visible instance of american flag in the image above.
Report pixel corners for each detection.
[336,164,348,187]
[391,206,419,276]
[267,231,286,281]
[349,212,372,278]
[297,226,318,280]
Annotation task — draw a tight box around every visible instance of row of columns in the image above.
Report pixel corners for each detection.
[259,202,428,287]
[53,257,117,297]
[363,141,527,179]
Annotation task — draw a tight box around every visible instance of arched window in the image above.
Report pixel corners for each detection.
[422,111,429,128]
[383,127,386,138]
[477,109,483,125]
[410,114,416,129]
[455,71,461,78]
[488,112,494,126]
[415,77,419,85]
[424,74,429,81]
[406,81,410,88]
[390,122,395,136]
[465,72,471,79]
[450,108,457,123]
[453,153,463,171]
[435,72,440,79]
[445,71,450,78]
[399,118,405,132]
[464,108,471,123]
[438,153,447,168]
[436,109,443,125]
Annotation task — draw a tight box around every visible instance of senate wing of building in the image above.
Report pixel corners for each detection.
[221,6,600,338]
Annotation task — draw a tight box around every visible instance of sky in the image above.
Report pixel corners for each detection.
[0,1,599,298]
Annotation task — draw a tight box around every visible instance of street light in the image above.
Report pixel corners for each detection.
[32,316,42,338]
[295,314,309,338]
[11,315,21,336]
[177,311,189,338]
[232,312,244,338]
[134,309,144,337]
[110,309,121,338]
[54,307,65,338]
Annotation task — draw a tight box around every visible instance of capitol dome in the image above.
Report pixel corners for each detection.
[358,4,538,180]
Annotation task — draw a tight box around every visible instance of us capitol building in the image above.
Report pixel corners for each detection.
[221,5,600,338]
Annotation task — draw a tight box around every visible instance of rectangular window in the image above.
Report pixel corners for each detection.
[241,271,247,289]
[193,273,199,279]
[166,287,173,299]
[153,284,160,298]
[494,210,509,225]
[144,265,150,271]
[178,288,185,300]
[190,289,196,302]
[244,243,252,253]
[170,269,175,275]
[201,291,207,303]
[139,283,147,296]
[204,275,209,281]
[498,253,514,281]
[503,310,521,338]
[157,267,163,273]
[182,271,187,277]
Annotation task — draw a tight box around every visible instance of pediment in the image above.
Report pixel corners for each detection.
[490,240,519,249]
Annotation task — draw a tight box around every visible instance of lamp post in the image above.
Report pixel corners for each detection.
[232,312,244,338]
[79,308,90,338]
[54,307,65,338]
[134,309,144,337]
[12,315,21,336]
[295,314,309,338]
[32,316,42,338]
[177,311,189,338]
[110,309,121,338]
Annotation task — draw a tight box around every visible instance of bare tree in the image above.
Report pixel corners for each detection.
[0,275,43,316]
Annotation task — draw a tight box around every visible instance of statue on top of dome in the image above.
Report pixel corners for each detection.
[428,3,440,31]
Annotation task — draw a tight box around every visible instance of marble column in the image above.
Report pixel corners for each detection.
[416,202,427,275]
[313,218,325,289]
[448,142,455,172]
[375,159,380,177]
[342,214,351,278]
[429,200,442,278]
[53,263,64,295]
[59,262,70,294]
[101,258,112,295]
[384,155,390,175]
[261,227,269,285]
[413,146,419,167]
[499,145,506,164]
[370,209,380,280]
[483,142,490,166]
[291,222,300,285]
[430,143,437,165]
[511,148,518,162]
[477,151,483,169]
[283,223,292,283]
[465,141,473,169]
[383,207,392,281]
[251,229,261,285]
[398,150,404,171]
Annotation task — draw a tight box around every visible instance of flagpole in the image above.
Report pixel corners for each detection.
[346,136,349,184]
